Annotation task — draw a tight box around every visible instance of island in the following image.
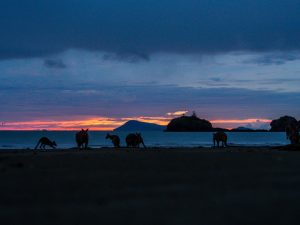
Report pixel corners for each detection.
[165,113,213,132]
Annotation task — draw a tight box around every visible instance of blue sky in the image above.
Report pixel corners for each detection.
[0,0,300,129]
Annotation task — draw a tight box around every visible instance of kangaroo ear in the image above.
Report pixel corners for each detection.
[81,129,84,131]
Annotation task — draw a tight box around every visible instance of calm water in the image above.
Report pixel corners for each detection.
[0,131,289,150]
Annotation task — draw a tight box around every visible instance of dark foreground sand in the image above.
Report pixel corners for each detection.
[0,146,300,225]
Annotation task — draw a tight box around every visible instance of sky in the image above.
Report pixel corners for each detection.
[0,0,300,130]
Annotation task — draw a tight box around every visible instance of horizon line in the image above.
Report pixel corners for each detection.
[0,115,273,131]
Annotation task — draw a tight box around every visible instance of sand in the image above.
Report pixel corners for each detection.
[0,146,300,225]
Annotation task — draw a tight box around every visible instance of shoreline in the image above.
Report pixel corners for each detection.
[0,144,298,154]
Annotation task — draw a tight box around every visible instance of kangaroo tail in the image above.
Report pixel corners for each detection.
[34,140,41,150]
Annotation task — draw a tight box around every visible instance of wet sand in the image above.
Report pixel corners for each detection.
[0,146,300,225]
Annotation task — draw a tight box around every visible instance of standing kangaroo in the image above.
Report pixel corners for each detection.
[126,133,146,148]
[76,129,89,150]
[106,133,120,148]
[35,137,57,150]
[213,131,228,147]
[286,124,300,144]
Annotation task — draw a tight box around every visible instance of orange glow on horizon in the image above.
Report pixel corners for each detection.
[0,116,170,131]
[0,116,271,131]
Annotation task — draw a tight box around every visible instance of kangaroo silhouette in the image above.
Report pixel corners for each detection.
[35,137,57,150]
[106,133,120,148]
[213,131,228,147]
[76,129,89,150]
[286,124,300,144]
[126,133,146,148]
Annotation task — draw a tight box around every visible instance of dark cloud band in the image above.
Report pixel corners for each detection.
[0,0,300,59]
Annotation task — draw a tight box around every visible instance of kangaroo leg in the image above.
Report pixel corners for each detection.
[34,141,41,150]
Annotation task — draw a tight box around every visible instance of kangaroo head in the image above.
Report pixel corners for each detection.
[80,128,89,134]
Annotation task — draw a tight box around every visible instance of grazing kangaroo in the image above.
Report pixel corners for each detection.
[126,133,146,148]
[76,129,89,150]
[35,137,57,150]
[286,124,300,144]
[106,133,120,148]
[213,131,228,147]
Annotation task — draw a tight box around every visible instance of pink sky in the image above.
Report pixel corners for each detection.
[0,113,271,131]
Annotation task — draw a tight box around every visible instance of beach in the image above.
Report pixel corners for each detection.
[0,146,300,225]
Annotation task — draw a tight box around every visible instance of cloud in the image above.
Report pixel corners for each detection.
[0,50,299,124]
[211,118,272,130]
[44,59,66,69]
[243,52,300,65]
[1,0,300,59]
[1,82,299,122]
[102,52,150,63]
[167,111,189,116]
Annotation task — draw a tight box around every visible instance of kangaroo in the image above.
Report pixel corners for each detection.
[35,137,57,150]
[76,129,89,150]
[286,124,300,144]
[106,133,120,148]
[126,133,146,148]
[213,131,228,147]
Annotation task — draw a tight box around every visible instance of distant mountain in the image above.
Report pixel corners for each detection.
[231,126,254,131]
[114,120,165,132]
[230,127,268,132]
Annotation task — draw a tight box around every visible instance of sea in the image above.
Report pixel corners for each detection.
[0,131,289,150]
